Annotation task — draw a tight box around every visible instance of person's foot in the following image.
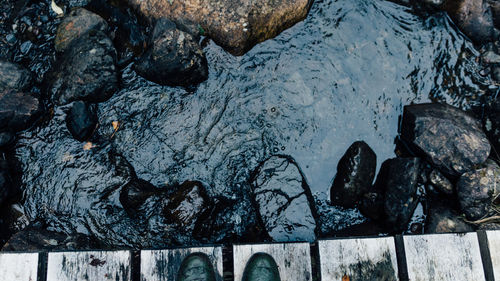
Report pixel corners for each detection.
[177,253,216,281]
[242,253,281,281]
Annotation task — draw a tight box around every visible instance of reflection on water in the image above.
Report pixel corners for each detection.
[18,0,489,247]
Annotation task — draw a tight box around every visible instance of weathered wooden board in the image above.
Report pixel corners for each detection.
[233,243,312,281]
[486,230,500,280]
[318,237,399,281]
[0,252,39,281]
[46,250,131,281]
[403,233,485,281]
[140,246,223,281]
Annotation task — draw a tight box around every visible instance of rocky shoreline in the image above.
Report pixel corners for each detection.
[0,0,499,251]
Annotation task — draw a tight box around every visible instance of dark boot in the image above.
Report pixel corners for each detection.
[177,253,216,281]
[242,253,281,281]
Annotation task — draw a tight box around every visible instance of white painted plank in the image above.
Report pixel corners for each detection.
[486,230,500,280]
[404,233,485,281]
[318,237,399,281]
[0,252,38,281]
[233,243,312,281]
[140,246,223,281]
[47,250,131,281]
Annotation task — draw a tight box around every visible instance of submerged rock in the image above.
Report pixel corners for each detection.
[425,204,474,233]
[126,0,313,55]
[376,158,421,231]
[457,160,500,220]
[330,141,376,208]
[0,90,41,133]
[442,0,497,44]
[0,61,32,92]
[250,155,317,242]
[45,30,119,105]
[164,181,212,234]
[120,178,160,216]
[55,8,108,53]
[2,224,99,251]
[401,103,491,177]
[134,19,208,86]
[65,101,98,141]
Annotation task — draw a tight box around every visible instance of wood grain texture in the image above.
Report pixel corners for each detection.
[46,250,131,281]
[404,233,485,281]
[233,243,312,281]
[140,246,223,281]
[487,230,500,280]
[0,252,38,281]
[318,237,399,281]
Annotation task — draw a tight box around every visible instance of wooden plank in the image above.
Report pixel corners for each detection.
[0,252,39,281]
[46,250,131,281]
[233,243,312,281]
[403,233,485,281]
[318,237,399,281]
[486,230,500,280]
[140,246,223,281]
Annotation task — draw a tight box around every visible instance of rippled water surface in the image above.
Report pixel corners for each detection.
[18,0,489,247]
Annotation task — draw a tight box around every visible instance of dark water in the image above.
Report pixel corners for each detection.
[17,0,490,247]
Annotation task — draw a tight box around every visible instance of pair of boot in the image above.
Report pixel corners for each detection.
[178,252,281,281]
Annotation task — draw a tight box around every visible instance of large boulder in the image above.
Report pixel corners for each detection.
[54,8,109,53]
[401,103,491,177]
[45,30,119,105]
[0,90,41,133]
[457,160,500,220]
[250,155,317,242]
[0,61,32,92]
[330,141,376,208]
[134,19,208,86]
[125,0,314,55]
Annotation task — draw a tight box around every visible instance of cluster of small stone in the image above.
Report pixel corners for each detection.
[330,103,500,234]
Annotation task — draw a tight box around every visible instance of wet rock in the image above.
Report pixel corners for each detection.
[378,158,421,231]
[86,0,147,57]
[359,191,385,221]
[457,160,500,220]
[250,155,317,242]
[45,30,119,105]
[401,103,491,177]
[483,99,500,154]
[164,181,212,234]
[425,204,474,233]
[126,0,313,55]
[0,204,30,235]
[55,8,108,53]
[0,90,41,133]
[429,169,454,195]
[491,0,500,29]
[442,0,497,44]
[0,60,32,92]
[120,178,160,217]
[2,224,99,251]
[65,101,98,141]
[134,19,208,86]
[330,141,377,208]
